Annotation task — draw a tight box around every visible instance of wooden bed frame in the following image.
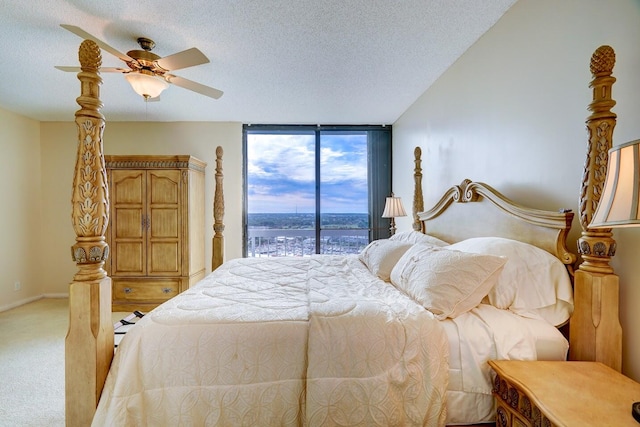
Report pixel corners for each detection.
[64,41,623,426]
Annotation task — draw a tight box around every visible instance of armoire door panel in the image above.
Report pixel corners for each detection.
[114,242,145,274]
[114,208,144,238]
[150,208,179,238]
[149,242,180,274]
[148,171,180,204]
[111,170,145,204]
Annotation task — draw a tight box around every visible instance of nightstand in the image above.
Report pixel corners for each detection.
[488,360,640,427]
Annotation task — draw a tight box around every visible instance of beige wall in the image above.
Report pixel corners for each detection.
[0,107,42,310]
[39,121,243,299]
[393,0,640,381]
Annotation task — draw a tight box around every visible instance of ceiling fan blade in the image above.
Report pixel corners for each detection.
[166,75,223,99]
[99,67,129,73]
[60,24,133,63]
[156,48,209,71]
[55,66,128,73]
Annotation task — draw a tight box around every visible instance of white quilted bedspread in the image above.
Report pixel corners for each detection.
[93,255,449,426]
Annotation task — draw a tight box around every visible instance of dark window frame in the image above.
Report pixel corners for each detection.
[242,124,392,257]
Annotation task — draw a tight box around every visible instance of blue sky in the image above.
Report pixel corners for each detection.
[247,132,368,213]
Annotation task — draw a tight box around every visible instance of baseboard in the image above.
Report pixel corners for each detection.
[42,293,69,299]
[0,293,69,313]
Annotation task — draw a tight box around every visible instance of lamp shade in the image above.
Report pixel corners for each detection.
[590,139,640,228]
[125,71,169,99]
[382,194,407,218]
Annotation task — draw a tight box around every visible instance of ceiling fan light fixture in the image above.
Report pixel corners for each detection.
[125,71,169,99]
[58,25,223,100]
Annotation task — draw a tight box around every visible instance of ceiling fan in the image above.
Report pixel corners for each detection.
[55,24,223,101]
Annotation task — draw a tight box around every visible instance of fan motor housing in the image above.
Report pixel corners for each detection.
[126,49,161,71]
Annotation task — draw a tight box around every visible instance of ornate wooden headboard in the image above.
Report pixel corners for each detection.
[415,177,575,269]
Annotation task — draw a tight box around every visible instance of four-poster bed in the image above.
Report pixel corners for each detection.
[65,40,623,426]
[570,44,622,371]
[212,145,225,271]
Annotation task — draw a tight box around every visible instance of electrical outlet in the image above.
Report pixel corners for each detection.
[14,281,21,291]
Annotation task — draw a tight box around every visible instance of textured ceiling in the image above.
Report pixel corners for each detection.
[0,0,516,124]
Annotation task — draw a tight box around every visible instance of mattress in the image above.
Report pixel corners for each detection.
[93,256,450,426]
[441,304,569,425]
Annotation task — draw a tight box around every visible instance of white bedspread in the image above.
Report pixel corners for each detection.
[93,256,449,426]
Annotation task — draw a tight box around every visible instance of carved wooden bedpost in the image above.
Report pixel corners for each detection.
[212,146,225,270]
[570,45,622,371]
[413,147,424,231]
[65,40,114,425]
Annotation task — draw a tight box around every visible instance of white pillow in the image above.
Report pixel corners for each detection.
[389,245,506,319]
[445,237,574,326]
[389,230,449,247]
[358,239,413,282]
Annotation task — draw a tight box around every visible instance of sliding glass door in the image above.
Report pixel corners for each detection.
[244,125,391,257]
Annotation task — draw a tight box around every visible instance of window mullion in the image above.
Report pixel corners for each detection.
[315,130,321,254]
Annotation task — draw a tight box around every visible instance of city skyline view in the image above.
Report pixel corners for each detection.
[248,212,369,229]
[246,213,370,257]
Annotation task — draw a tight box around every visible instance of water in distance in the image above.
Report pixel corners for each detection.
[247,213,369,256]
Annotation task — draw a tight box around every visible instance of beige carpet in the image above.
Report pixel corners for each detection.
[0,298,127,427]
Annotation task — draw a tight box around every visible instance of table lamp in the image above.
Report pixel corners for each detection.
[382,193,407,236]
[588,139,640,424]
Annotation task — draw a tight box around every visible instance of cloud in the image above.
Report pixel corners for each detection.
[247,132,368,213]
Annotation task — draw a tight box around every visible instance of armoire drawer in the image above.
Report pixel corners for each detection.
[112,279,180,301]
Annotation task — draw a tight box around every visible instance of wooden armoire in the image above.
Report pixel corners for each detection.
[104,155,206,311]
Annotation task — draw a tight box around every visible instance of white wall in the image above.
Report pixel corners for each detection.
[0,107,42,310]
[39,121,243,297]
[393,0,640,381]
